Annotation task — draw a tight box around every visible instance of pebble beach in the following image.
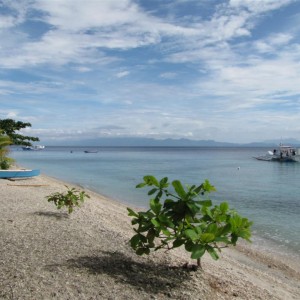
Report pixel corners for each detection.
[0,174,299,300]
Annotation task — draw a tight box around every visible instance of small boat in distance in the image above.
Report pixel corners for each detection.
[0,169,40,178]
[22,145,45,151]
[254,144,300,162]
[84,150,98,153]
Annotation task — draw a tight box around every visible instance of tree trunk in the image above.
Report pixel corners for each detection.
[197,258,202,269]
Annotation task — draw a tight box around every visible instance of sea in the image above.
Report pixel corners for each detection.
[11,146,300,261]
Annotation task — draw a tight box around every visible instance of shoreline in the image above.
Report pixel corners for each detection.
[68,175,300,268]
[1,174,299,299]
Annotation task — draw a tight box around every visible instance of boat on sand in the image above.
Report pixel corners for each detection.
[0,169,40,178]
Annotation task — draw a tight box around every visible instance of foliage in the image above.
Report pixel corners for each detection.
[127,175,252,268]
[0,118,39,146]
[46,186,90,214]
[0,158,15,170]
[0,131,13,169]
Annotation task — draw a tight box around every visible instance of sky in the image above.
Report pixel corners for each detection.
[1,0,300,144]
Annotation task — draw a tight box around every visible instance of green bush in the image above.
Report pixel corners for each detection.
[46,186,90,214]
[0,158,14,170]
[0,159,9,170]
[128,175,252,269]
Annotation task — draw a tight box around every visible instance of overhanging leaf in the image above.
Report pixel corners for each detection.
[200,233,215,243]
[185,229,199,241]
[207,247,219,260]
[144,175,159,187]
[130,234,141,248]
[127,208,139,217]
[172,180,187,199]
[150,198,162,215]
[191,244,206,259]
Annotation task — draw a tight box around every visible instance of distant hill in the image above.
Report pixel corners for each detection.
[46,137,238,147]
[245,139,300,147]
[44,137,300,147]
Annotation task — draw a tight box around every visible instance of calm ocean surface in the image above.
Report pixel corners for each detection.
[11,146,300,258]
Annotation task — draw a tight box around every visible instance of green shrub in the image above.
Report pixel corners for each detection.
[46,186,90,214]
[0,159,9,170]
[128,175,252,269]
[0,158,12,170]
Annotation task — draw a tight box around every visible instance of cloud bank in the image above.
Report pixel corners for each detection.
[1,0,299,143]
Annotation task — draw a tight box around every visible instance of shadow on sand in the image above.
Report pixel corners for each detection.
[65,251,193,293]
[33,211,69,220]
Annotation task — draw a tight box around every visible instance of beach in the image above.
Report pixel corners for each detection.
[0,174,299,300]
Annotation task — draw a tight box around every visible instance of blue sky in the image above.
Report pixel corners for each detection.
[1,0,300,144]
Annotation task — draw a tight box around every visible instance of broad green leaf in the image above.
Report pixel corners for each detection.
[193,184,204,195]
[136,182,146,188]
[151,219,160,228]
[220,202,229,213]
[186,202,200,215]
[172,180,187,199]
[157,214,167,222]
[214,237,231,244]
[219,223,232,235]
[200,233,215,243]
[173,239,185,248]
[150,199,162,215]
[203,207,213,219]
[194,226,203,235]
[191,244,206,259]
[197,200,212,207]
[143,175,159,187]
[148,188,158,195]
[159,177,169,188]
[202,179,216,192]
[185,240,194,252]
[130,234,141,248]
[161,228,171,236]
[185,229,199,241]
[158,214,173,227]
[207,223,218,234]
[155,190,163,200]
[207,247,219,260]
[127,208,139,217]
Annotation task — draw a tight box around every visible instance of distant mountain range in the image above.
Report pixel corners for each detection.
[44,137,300,147]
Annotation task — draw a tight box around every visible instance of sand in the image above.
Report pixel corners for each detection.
[0,174,299,300]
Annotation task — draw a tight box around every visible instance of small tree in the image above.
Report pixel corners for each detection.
[128,176,252,269]
[46,186,90,214]
[0,131,13,169]
[0,118,39,146]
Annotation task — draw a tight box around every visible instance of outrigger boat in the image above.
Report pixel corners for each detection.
[0,169,40,178]
[254,145,300,162]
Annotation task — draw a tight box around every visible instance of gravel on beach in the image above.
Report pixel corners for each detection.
[0,175,299,300]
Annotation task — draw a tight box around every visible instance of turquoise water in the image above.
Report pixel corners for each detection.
[11,146,300,257]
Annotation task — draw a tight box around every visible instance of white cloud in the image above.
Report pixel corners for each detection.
[229,0,294,13]
[35,0,142,30]
[159,72,177,79]
[116,71,130,78]
[0,110,19,119]
[1,0,300,143]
